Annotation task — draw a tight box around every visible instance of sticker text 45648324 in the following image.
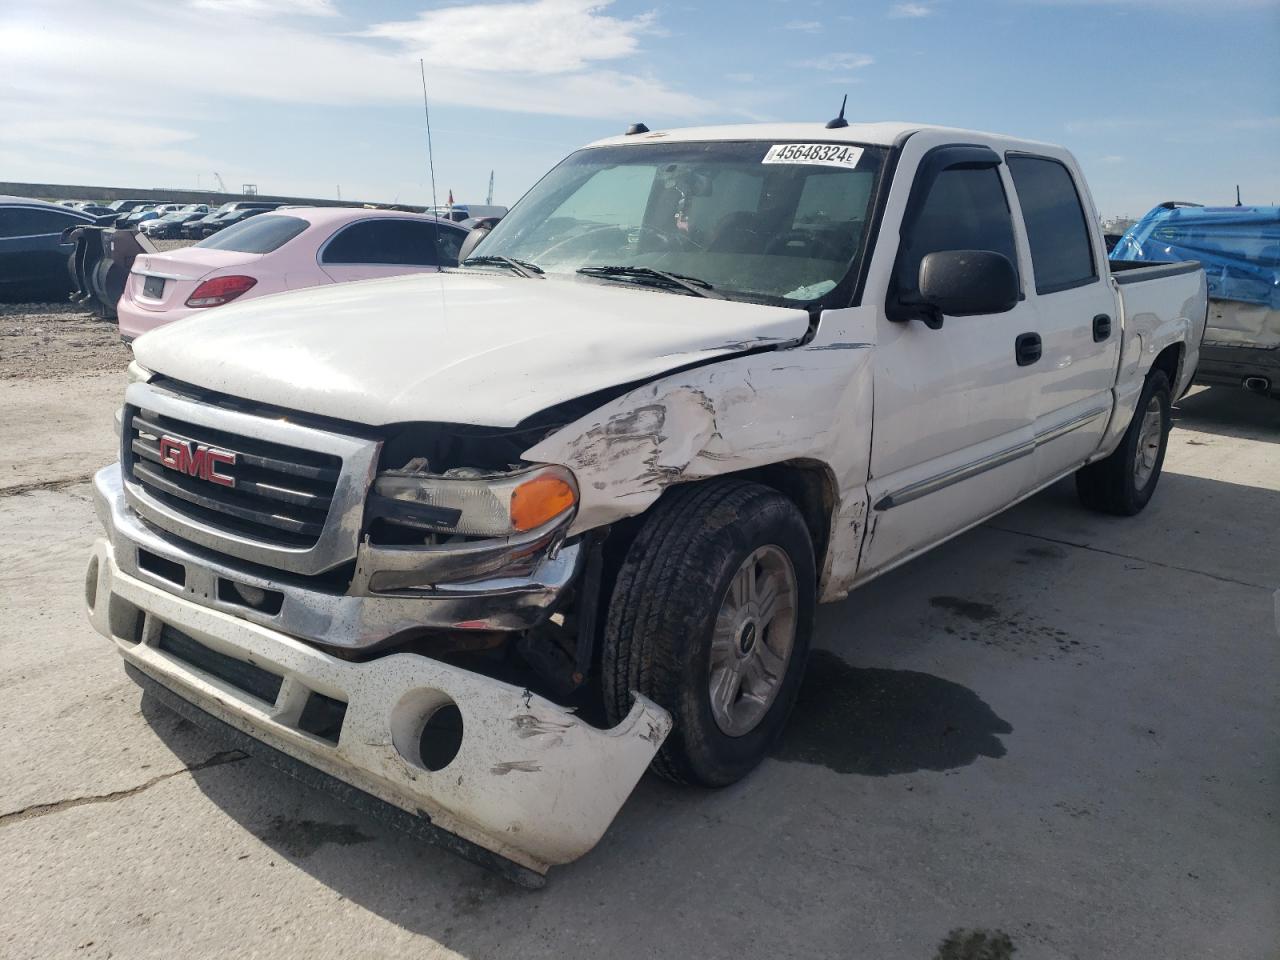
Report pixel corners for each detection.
[762,143,865,169]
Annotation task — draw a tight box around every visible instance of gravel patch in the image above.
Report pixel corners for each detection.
[0,237,195,381]
[0,302,131,381]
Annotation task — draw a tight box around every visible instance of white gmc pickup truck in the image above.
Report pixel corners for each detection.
[85,121,1207,886]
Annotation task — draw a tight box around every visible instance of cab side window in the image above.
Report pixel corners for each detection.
[893,165,1019,302]
[1006,155,1096,294]
[0,207,83,238]
[322,220,440,266]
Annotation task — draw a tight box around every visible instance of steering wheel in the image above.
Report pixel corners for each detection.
[765,229,817,257]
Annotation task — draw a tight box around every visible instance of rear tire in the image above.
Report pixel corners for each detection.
[601,479,815,787]
[1076,370,1171,516]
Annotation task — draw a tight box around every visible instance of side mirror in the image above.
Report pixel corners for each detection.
[457,225,492,263]
[911,250,1018,329]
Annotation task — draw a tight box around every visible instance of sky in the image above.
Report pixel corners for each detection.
[1,0,1277,218]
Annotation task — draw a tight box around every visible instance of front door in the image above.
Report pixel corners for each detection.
[860,142,1038,577]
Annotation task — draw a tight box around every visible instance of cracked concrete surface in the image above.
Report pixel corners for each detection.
[1,369,1276,960]
[0,751,245,828]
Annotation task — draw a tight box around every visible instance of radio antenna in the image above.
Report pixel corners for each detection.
[419,58,439,214]
[418,58,447,268]
[825,94,849,129]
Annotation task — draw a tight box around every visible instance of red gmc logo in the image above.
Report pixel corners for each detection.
[158,435,236,488]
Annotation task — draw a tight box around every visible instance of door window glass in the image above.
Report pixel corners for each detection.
[895,165,1019,300]
[1007,155,1096,293]
[322,219,441,266]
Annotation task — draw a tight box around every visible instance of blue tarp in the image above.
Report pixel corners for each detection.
[1110,204,1280,309]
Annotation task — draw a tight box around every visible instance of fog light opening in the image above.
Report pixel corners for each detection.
[108,594,144,645]
[85,556,100,613]
[419,703,464,772]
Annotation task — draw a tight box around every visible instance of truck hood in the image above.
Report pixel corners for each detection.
[132,271,810,427]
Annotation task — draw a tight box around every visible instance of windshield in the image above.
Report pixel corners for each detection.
[471,141,885,306]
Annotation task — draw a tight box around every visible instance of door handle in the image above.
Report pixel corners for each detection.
[1015,332,1042,366]
[1093,314,1112,342]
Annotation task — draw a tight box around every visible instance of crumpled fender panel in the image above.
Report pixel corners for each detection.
[524,306,878,601]
[64,225,156,320]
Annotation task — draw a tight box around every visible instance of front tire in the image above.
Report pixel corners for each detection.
[601,479,815,787]
[1076,370,1172,515]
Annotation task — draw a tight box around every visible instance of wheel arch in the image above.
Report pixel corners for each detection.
[1151,342,1185,396]
[600,460,837,576]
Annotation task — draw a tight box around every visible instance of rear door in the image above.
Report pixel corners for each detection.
[1004,154,1120,481]
[318,218,464,282]
[860,139,1037,577]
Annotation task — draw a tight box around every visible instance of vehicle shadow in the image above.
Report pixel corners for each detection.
[1175,385,1280,442]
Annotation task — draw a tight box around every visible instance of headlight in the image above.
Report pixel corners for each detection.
[126,360,153,384]
[371,464,578,538]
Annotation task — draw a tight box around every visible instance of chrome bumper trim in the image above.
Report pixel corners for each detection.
[95,465,584,649]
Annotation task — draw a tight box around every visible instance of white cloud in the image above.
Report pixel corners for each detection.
[1023,0,1273,7]
[888,2,933,17]
[1064,117,1162,133]
[188,0,338,16]
[364,0,657,75]
[798,52,875,71]
[1230,116,1280,130]
[785,19,823,31]
[0,0,713,197]
[0,0,710,117]
[5,115,199,151]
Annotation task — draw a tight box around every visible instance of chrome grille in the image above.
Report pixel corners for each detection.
[126,406,342,548]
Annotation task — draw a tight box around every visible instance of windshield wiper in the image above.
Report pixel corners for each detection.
[576,265,724,299]
[461,255,544,279]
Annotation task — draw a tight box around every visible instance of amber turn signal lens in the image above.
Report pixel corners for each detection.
[509,473,577,532]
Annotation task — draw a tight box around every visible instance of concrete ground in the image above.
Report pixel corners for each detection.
[1,370,1276,960]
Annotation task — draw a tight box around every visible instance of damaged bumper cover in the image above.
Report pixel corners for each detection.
[85,538,671,881]
[86,468,672,881]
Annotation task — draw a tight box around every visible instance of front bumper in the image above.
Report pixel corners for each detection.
[85,530,672,880]
[95,465,584,650]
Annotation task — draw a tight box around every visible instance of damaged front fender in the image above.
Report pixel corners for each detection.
[523,308,878,600]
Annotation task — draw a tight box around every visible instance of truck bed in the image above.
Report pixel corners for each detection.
[1109,259,1203,284]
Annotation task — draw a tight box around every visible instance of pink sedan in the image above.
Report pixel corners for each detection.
[117,207,470,341]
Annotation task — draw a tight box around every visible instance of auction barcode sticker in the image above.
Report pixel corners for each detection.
[762,143,864,169]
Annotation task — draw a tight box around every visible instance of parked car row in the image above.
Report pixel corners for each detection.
[3,192,491,306]
[176,202,287,239]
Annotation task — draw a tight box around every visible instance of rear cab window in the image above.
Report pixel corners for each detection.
[196,215,309,253]
[1006,155,1097,293]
